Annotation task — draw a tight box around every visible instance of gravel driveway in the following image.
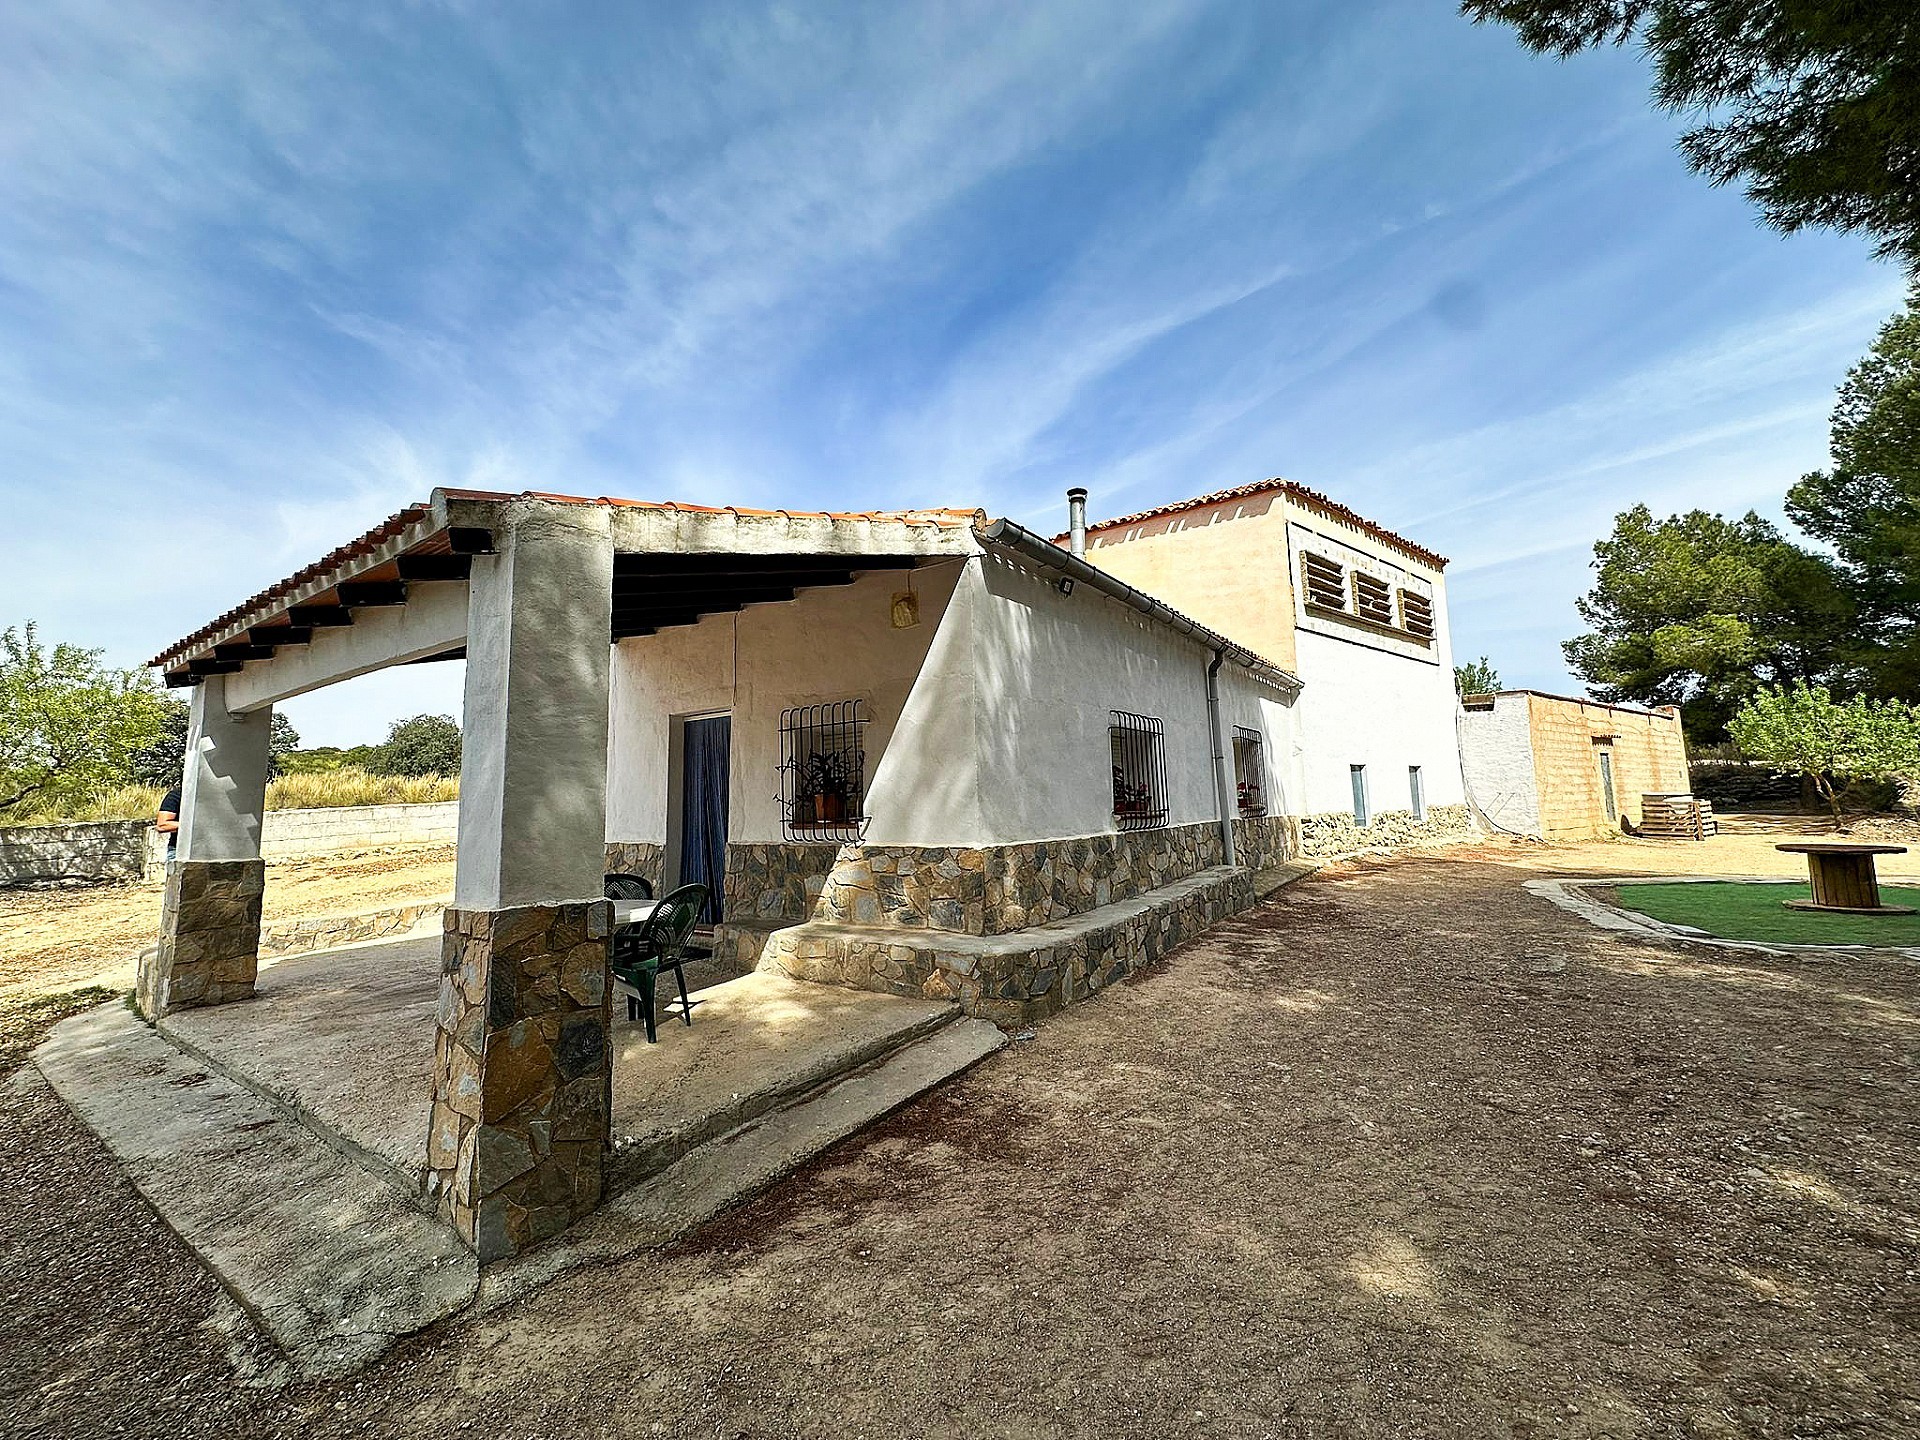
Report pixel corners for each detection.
[4,846,1915,1438]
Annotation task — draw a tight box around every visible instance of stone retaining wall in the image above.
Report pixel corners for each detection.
[764,865,1259,1026]
[1297,803,1475,859]
[742,817,1296,938]
[0,819,151,886]
[258,901,445,959]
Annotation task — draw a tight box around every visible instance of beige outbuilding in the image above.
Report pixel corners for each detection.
[1457,690,1692,841]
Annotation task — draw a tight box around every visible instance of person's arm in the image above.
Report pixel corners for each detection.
[156,795,180,836]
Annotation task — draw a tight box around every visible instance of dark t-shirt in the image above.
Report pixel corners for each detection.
[160,787,182,850]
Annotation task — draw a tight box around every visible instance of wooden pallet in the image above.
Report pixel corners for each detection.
[1637,793,1716,841]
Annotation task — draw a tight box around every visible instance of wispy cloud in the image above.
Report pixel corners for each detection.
[0,0,1898,739]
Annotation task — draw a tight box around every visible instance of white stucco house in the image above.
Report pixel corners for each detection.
[140,487,1312,1258]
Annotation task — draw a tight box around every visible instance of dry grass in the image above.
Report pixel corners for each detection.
[6,768,458,826]
[265,769,457,810]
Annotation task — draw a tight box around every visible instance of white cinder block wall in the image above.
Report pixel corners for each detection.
[1455,694,1542,835]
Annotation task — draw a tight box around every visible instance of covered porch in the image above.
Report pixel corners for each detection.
[138,488,982,1262]
[152,933,965,1201]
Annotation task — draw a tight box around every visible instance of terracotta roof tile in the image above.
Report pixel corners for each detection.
[150,490,981,670]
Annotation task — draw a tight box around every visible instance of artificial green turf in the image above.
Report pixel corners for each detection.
[1610,881,1920,946]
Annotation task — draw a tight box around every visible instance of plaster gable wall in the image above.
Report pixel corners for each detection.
[1079,497,1297,672]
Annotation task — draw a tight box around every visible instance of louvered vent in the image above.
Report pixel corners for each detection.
[1301,552,1347,610]
[1400,589,1434,639]
[1353,572,1394,625]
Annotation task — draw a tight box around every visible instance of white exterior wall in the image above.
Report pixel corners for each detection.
[1282,512,1464,818]
[1456,697,1542,836]
[605,547,1302,855]
[968,551,1299,843]
[606,562,974,846]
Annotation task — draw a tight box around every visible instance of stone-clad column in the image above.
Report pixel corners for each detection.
[137,675,271,1019]
[427,499,616,1262]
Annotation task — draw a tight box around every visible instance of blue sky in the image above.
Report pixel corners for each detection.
[1,1,1904,745]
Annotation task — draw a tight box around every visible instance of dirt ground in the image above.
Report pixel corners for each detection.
[0,844,455,1001]
[3,829,1917,1438]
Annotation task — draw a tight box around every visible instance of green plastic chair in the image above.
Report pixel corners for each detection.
[611,883,707,1043]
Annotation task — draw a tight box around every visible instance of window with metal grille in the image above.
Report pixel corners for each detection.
[1301,552,1347,611]
[1399,589,1434,640]
[1350,763,1370,826]
[1232,727,1266,816]
[1352,571,1394,626]
[778,700,869,842]
[1109,710,1168,832]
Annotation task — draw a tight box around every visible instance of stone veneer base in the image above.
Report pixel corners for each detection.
[428,900,614,1263]
[604,842,666,894]
[1297,804,1476,860]
[138,858,266,1018]
[754,863,1271,1026]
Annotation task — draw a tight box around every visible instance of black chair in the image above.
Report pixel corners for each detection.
[610,883,708,1043]
[603,872,654,903]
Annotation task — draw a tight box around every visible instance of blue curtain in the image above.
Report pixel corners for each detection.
[681,716,730,923]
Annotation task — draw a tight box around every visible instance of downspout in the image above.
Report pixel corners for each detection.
[1208,649,1239,868]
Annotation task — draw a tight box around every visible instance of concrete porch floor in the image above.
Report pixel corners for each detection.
[156,933,961,1199]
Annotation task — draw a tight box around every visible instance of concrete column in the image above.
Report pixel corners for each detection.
[430,501,618,1261]
[137,675,272,1018]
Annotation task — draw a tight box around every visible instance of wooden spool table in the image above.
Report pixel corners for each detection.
[1774,842,1914,915]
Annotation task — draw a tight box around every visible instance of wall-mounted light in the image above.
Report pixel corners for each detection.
[1056,577,1075,597]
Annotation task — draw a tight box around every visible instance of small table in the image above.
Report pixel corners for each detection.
[1774,842,1914,915]
[611,898,662,928]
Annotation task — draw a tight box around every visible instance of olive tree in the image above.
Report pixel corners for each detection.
[373,714,461,778]
[0,623,168,818]
[1727,683,1920,829]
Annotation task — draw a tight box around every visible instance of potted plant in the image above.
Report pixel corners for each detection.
[1112,766,1151,817]
[802,750,852,825]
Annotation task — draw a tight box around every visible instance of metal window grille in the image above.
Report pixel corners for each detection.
[778,700,869,842]
[1301,552,1347,610]
[1232,726,1266,816]
[1352,571,1394,626]
[1399,589,1435,640]
[1109,710,1168,832]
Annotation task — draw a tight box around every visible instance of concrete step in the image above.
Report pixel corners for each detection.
[607,970,960,1191]
[33,1002,478,1380]
[480,1017,1008,1309]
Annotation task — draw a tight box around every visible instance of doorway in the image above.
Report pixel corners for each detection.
[678,714,730,924]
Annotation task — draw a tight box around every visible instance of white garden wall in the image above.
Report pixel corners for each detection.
[1,801,461,888]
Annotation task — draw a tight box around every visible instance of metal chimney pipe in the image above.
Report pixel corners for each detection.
[1067,487,1088,558]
